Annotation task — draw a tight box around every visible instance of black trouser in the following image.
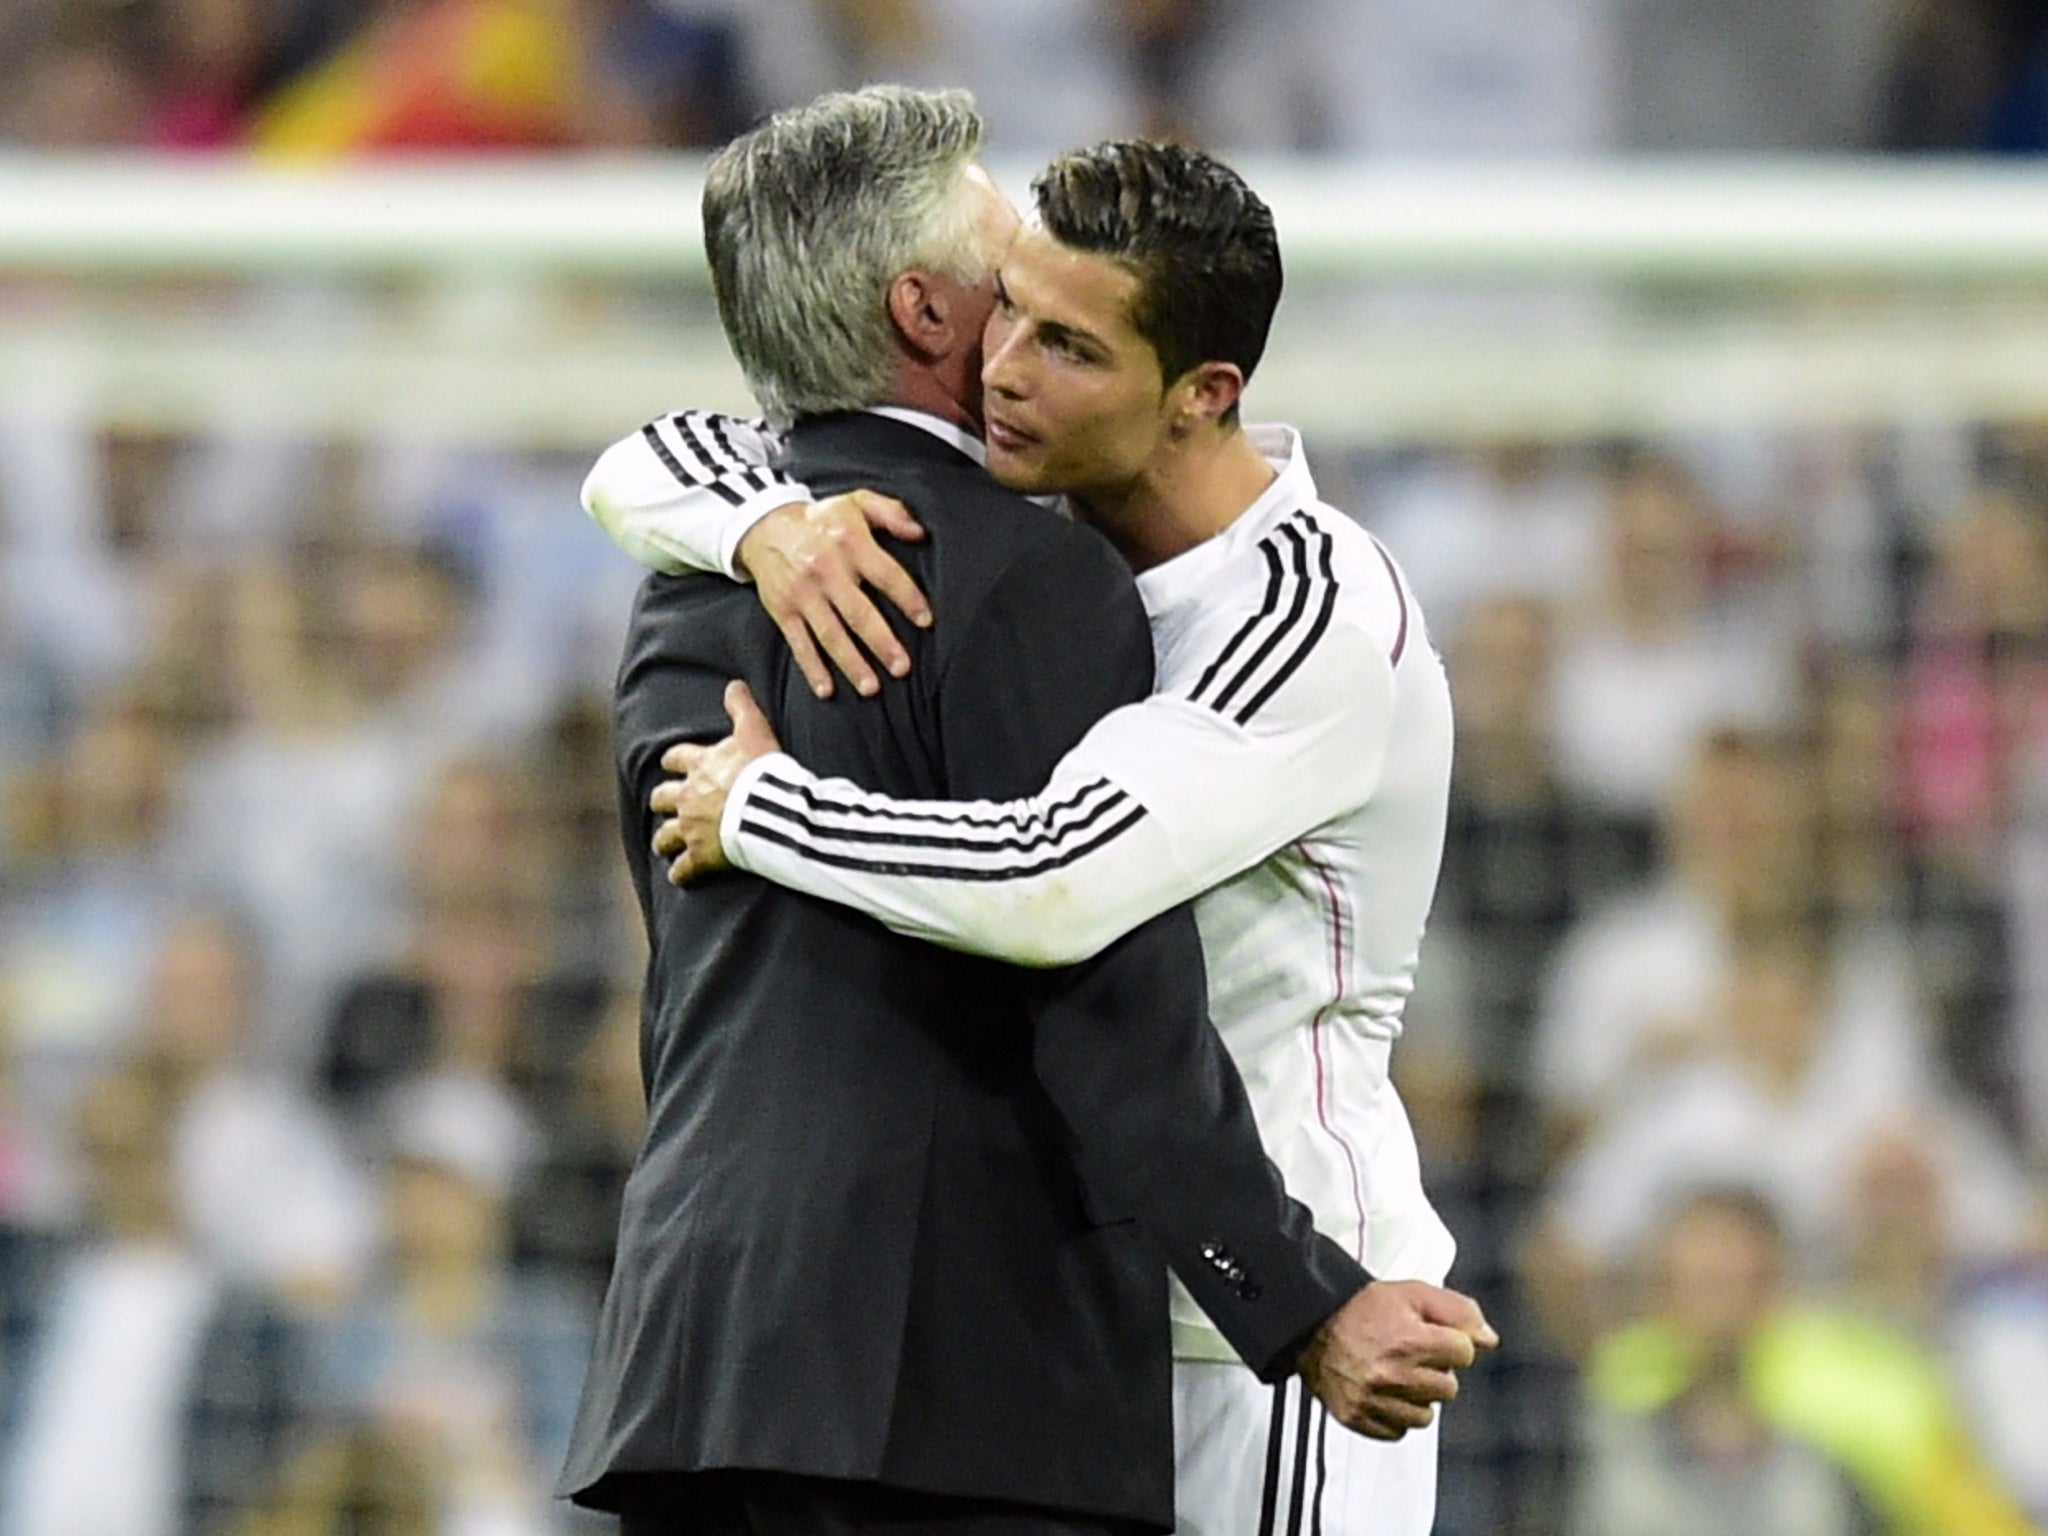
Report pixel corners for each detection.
[612,1471,1147,1536]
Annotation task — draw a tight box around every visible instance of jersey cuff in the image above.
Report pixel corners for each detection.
[716,487,814,583]
[720,751,796,872]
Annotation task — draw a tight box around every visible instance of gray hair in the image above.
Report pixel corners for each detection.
[702,85,989,423]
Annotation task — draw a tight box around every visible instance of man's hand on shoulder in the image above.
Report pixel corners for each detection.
[652,681,782,885]
[1298,1279,1498,1442]
[735,492,933,700]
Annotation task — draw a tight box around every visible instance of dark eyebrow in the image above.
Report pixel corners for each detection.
[1037,318,1109,356]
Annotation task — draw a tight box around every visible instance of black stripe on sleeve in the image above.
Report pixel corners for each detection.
[737,802,1148,882]
[672,412,746,481]
[1189,538,1286,705]
[761,771,1123,840]
[1208,522,1314,715]
[747,781,1134,860]
[1284,1379,1315,1536]
[1232,529,1340,726]
[642,421,745,507]
[700,411,748,470]
[639,422,691,484]
[1258,1384,1288,1536]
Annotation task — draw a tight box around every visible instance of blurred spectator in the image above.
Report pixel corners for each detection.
[318,1074,592,1534]
[170,538,507,1029]
[1,689,186,1119]
[1880,0,2048,151]
[578,0,752,148]
[1324,0,1617,155]
[1185,0,1618,154]
[1949,1255,2048,1524]
[1544,917,2035,1290]
[788,0,1152,155]
[1617,0,1895,152]
[1802,652,2012,1138]
[140,910,377,1301]
[1582,1187,2040,1536]
[1900,487,2048,875]
[1531,727,1821,1139]
[318,756,607,1128]
[230,1419,441,1536]
[1366,442,1607,645]
[1811,655,1911,928]
[1438,593,1650,1076]
[1112,0,1213,136]
[0,417,158,719]
[1,1049,316,1536]
[0,594,72,867]
[1794,432,1909,656]
[1551,452,1801,823]
[363,447,644,764]
[1569,1190,1866,1536]
[0,28,152,149]
[1897,487,2045,1128]
[147,0,280,149]
[1841,1128,1956,1332]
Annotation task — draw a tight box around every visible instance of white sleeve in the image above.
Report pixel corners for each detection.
[581,410,809,580]
[719,618,1394,966]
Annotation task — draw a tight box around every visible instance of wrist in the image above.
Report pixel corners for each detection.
[718,751,793,871]
[724,499,807,583]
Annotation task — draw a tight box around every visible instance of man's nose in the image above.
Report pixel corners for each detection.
[983,333,1027,401]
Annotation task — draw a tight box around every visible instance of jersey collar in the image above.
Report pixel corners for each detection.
[1133,423,1318,615]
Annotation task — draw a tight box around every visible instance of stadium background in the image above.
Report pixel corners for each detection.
[2,1,2046,1532]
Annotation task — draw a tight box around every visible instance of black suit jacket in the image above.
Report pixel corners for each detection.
[561,413,1367,1528]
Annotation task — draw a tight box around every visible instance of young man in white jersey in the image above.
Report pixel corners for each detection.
[587,140,1489,1535]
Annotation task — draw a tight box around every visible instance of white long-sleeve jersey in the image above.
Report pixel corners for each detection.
[584,412,1458,1364]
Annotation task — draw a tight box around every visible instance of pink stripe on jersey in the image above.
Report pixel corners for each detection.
[1368,536,1409,666]
[1298,842,1371,1262]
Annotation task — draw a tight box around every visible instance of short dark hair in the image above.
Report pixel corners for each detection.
[1031,141,1282,420]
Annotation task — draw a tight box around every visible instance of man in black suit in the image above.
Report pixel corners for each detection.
[562,86,1435,1535]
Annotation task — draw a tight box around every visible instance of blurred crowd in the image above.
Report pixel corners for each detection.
[0,419,645,1534]
[1,385,2045,1535]
[1359,424,2048,1534]
[5,0,2048,158]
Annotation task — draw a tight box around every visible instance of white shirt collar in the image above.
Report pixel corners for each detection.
[1134,423,1316,612]
[864,405,987,466]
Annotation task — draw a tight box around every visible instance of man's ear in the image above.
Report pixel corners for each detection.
[1168,360,1247,435]
[886,269,955,363]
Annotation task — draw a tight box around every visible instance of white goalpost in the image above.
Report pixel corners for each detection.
[4,156,2048,445]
